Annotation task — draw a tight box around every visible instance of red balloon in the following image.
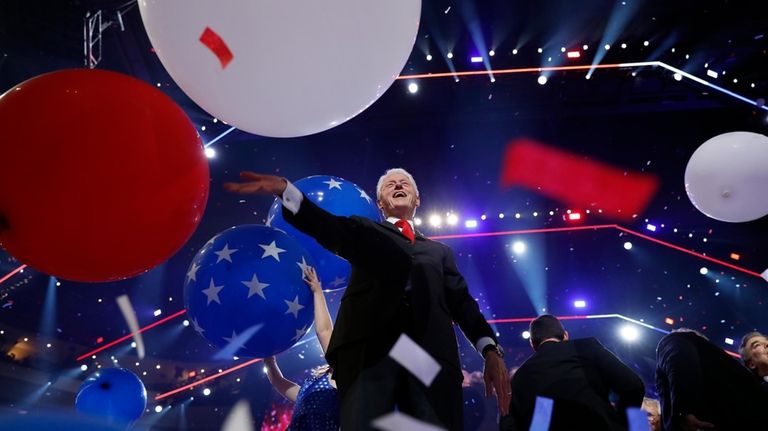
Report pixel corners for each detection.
[0,69,209,282]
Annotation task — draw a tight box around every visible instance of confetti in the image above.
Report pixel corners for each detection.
[221,399,254,431]
[371,411,446,431]
[389,333,441,387]
[529,396,554,431]
[199,27,234,69]
[116,295,145,360]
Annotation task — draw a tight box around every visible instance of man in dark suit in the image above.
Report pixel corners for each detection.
[656,329,768,431]
[500,315,644,431]
[225,169,509,430]
[739,331,768,381]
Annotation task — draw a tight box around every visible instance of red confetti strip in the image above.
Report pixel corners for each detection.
[199,26,234,69]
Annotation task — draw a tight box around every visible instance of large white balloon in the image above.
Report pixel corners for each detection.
[685,131,768,222]
[139,0,420,137]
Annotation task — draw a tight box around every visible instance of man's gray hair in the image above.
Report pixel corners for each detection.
[739,331,765,369]
[376,168,419,199]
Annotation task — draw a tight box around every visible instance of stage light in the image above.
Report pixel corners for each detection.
[202,388,211,396]
[623,242,633,250]
[80,364,88,371]
[480,214,487,220]
[582,44,589,50]
[465,220,478,228]
[512,49,518,55]
[489,50,495,56]
[426,54,432,61]
[522,331,530,340]
[131,341,136,348]
[537,75,548,85]
[664,317,674,325]
[213,118,218,123]
[573,300,586,308]
[619,325,639,342]
[447,52,454,59]
[620,43,627,49]
[537,48,543,53]
[201,125,206,131]
[643,40,649,46]
[733,78,738,84]
[205,147,216,158]
[512,241,526,254]
[156,364,161,369]
[700,267,708,275]
[428,214,442,227]
[560,47,566,52]
[604,44,611,50]
[155,405,163,413]
[671,47,676,53]
[407,82,418,94]
[706,69,718,78]
[566,51,580,58]
[646,224,656,232]
[514,213,521,219]
[730,253,740,261]
[182,319,190,327]
[498,213,505,219]
[446,213,459,226]
[470,56,483,63]
[673,73,682,81]
[567,212,581,221]
[533,212,538,217]
[414,217,422,226]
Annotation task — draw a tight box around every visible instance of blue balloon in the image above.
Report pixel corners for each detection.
[267,175,381,291]
[0,410,125,431]
[184,225,316,358]
[75,368,146,426]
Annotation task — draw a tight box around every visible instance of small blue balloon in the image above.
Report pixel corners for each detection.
[75,368,146,425]
[184,225,316,358]
[267,175,381,291]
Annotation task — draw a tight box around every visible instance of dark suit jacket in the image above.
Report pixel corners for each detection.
[500,337,644,431]
[283,197,497,398]
[655,331,768,431]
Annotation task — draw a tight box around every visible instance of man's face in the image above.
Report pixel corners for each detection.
[377,172,420,220]
[744,335,768,376]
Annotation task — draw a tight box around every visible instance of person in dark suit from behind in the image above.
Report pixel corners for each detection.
[655,329,768,431]
[500,315,645,431]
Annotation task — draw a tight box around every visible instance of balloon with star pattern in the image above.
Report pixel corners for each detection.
[267,175,381,292]
[184,225,315,358]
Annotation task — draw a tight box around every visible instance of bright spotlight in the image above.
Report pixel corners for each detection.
[464,219,478,228]
[604,44,611,50]
[512,49,518,55]
[537,75,548,85]
[623,242,633,250]
[620,43,627,49]
[154,406,163,413]
[673,73,683,81]
[202,388,211,396]
[204,147,216,158]
[573,300,586,308]
[619,325,640,342]
[512,241,526,254]
[700,267,708,275]
[80,364,88,371]
[582,44,589,50]
[446,213,459,226]
[426,54,432,61]
[560,47,566,52]
[407,82,419,94]
[522,331,531,340]
[182,319,190,327]
[489,49,495,56]
[643,40,649,46]
[428,214,442,227]
[537,47,543,53]
[414,217,422,226]
[447,52,454,59]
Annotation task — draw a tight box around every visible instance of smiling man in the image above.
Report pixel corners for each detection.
[740,331,768,381]
[225,168,509,430]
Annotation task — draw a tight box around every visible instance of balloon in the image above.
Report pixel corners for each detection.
[0,69,209,282]
[0,410,125,431]
[184,225,315,358]
[267,175,381,291]
[75,368,147,425]
[685,131,768,222]
[138,0,421,137]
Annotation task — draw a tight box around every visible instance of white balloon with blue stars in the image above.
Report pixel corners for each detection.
[267,175,381,292]
[184,225,316,358]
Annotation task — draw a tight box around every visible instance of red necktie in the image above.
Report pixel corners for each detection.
[395,219,415,243]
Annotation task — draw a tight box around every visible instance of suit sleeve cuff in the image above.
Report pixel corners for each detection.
[281,181,303,215]
[475,337,495,354]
